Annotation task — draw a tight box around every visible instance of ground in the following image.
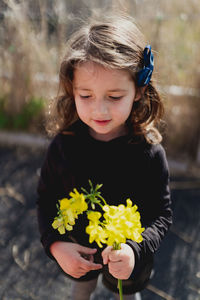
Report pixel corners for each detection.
[0,144,199,300]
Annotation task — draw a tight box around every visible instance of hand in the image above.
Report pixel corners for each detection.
[50,241,102,278]
[102,243,135,280]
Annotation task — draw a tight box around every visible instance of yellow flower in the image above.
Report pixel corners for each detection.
[52,218,66,234]
[59,198,77,225]
[86,211,108,247]
[70,189,88,214]
[52,189,88,234]
[52,182,144,300]
[87,211,102,222]
[99,199,144,246]
[52,182,144,249]
[60,198,71,210]
[104,225,126,246]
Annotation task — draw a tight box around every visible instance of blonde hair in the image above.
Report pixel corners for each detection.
[47,14,164,144]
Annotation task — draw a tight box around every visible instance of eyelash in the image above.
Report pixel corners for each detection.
[80,95,91,99]
[109,96,122,100]
[79,95,122,101]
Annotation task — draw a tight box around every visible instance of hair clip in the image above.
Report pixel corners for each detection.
[137,45,154,87]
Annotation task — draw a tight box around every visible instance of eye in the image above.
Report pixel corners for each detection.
[109,96,123,100]
[79,95,91,99]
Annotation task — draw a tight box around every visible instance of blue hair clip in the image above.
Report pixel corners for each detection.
[137,45,154,87]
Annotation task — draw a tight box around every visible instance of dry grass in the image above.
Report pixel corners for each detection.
[0,0,200,160]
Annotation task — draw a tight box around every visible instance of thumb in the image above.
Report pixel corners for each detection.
[78,245,97,255]
[102,246,112,265]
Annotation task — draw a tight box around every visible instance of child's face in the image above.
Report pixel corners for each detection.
[73,61,140,141]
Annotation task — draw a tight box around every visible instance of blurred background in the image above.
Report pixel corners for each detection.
[0,1,200,300]
[0,0,200,165]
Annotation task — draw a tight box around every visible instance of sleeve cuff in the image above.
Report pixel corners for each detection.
[126,239,142,277]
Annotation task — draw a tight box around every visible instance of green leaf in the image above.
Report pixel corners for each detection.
[88,179,93,189]
[81,187,88,194]
[96,184,103,190]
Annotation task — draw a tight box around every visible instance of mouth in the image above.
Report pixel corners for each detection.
[93,119,111,125]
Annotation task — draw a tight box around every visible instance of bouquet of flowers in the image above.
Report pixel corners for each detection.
[52,181,144,300]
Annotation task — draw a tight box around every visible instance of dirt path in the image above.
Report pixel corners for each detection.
[0,144,199,300]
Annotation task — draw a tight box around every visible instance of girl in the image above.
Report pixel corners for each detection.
[37,14,172,300]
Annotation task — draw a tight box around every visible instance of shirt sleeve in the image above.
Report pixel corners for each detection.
[126,144,172,278]
[36,135,72,259]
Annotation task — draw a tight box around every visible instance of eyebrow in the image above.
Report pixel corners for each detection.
[108,89,127,92]
[74,87,127,92]
[74,87,92,91]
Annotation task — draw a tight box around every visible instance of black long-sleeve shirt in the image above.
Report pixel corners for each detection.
[36,122,172,291]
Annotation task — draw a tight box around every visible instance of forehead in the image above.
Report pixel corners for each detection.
[73,61,133,87]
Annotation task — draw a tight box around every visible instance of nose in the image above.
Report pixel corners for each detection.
[93,98,108,116]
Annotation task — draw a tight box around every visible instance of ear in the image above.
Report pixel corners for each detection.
[134,86,147,101]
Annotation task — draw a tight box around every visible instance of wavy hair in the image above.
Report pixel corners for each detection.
[46,14,164,144]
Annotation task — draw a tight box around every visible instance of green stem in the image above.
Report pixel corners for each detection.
[113,242,123,300]
[118,279,123,300]
[98,194,107,205]
[113,242,121,250]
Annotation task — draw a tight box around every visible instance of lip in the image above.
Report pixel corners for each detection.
[93,119,111,125]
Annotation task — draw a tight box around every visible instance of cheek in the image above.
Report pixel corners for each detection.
[74,98,82,116]
[113,101,133,119]
[123,98,134,117]
[74,99,89,119]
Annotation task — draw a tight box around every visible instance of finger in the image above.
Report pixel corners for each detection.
[102,246,112,264]
[89,254,94,263]
[78,245,97,255]
[109,261,123,271]
[81,253,94,261]
[77,267,88,275]
[83,254,94,263]
[108,261,126,278]
[108,249,123,262]
[79,257,102,271]
[108,264,121,278]
[72,271,86,278]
